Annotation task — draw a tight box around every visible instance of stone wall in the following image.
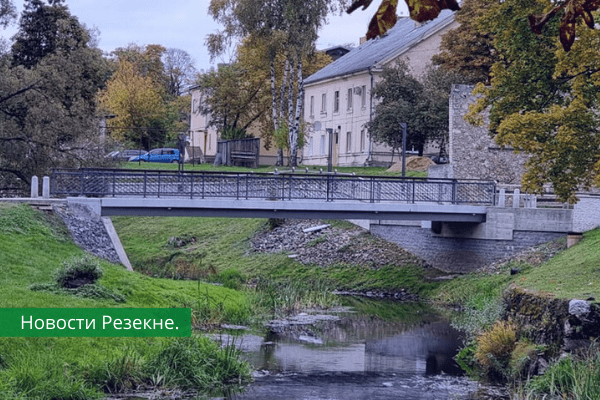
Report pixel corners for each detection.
[448,84,529,184]
[369,224,564,273]
[573,195,600,232]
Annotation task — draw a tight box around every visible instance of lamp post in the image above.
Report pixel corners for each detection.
[400,122,407,179]
[326,128,333,173]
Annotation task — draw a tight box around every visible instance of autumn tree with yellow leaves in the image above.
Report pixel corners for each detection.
[465,0,600,203]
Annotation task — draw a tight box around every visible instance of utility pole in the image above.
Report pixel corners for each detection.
[326,128,333,173]
[400,122,407,178]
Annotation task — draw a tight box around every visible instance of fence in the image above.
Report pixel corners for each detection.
[216,138,260,168]
[51,168,496,206]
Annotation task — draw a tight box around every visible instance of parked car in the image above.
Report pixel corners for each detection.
[106,149,147,162]
[129,148,181,163]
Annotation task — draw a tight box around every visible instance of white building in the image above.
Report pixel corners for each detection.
[302,10,457,167]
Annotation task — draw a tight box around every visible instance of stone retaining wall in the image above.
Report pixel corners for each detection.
[53,203,121,264]
[369,224,564,273]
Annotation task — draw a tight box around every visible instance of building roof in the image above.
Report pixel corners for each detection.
[305,10,455,85]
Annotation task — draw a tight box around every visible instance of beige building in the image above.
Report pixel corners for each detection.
[188,85,218,163]
[188,85,280,165]
[302,10,457,167]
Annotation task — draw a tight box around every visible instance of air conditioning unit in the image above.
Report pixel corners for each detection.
[353,87,362,95]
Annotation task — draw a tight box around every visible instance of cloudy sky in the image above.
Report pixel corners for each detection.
[1,0,410,72]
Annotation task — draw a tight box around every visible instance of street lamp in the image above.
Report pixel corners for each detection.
[400,122,407,178]
[326,128,333,173]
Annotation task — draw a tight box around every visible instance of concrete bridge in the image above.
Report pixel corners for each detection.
[51,168,496,222]
[27,169,577,272]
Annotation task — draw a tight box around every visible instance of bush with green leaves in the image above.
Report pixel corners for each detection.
[54,255,104,288]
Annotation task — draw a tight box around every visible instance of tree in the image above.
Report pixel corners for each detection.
[367,60,466,160]
[432,0,498,84]
[195,62,266,140]
[11,0,90,68]
[99,59,166,150]
[208,0,338,166]
[162,48,196,97]
[0,0,17,28]
[0,0,109,193]
[367,61,427,157]
[348,0,600,53]
[100,44,191,150]
[465,0,600,203]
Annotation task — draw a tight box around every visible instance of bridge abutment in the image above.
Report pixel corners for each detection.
[369,208,572,273]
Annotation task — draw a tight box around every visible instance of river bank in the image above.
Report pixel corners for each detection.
[2,200,599,399]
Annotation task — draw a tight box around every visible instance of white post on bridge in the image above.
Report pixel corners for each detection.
[498,188,506,207]
[513,189,520,208]
[42,176,50,199]
[30,176,39,198]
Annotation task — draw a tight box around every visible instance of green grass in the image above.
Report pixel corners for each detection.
[0,203,252,398]
[119,161,428,177]
[111,215,440,297]
[510,229,600,299]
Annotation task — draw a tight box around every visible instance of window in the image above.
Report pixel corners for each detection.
[320,135,326,156]
[347,88,353,111]
[321,93,327,113]
[346,132,352,153]
[361,85,367,108]
[310,96,314,117]
[360,129,366,151]
[308,137,314,157]
[333,91,339,113]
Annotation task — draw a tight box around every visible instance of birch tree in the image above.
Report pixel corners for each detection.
[208,0,338,166]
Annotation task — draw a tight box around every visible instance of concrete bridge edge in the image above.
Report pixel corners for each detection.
[101,217,133,271]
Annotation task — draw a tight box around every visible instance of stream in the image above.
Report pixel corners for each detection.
[216,299,478,400]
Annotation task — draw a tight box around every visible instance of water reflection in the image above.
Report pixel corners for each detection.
[228,301,476,400]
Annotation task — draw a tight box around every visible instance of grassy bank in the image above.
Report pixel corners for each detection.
[0,203,252,399]
[4,191,600,399]
[111,215,442,298]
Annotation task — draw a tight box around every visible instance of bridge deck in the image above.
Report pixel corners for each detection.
[54,169,493,222]
[92,197,487,222]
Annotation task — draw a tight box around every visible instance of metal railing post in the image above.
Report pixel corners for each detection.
[157,172,161,198]
[143,171,147,198]
[452,180,457,204]
[190,174,194,199]
[79,171,84,196]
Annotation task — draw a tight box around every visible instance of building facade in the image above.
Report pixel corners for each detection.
[302,10,457,167]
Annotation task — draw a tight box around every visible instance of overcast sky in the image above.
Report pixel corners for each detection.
[1,0,409,72]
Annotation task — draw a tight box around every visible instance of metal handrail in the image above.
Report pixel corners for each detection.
[50,168,496,206]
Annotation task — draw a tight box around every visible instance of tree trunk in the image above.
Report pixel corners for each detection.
[270,59,284,167]
[276,59,290,167]
[289,57,304,167]
[287,57,295,166]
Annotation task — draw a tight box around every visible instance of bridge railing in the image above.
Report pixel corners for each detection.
[50,168,496,205]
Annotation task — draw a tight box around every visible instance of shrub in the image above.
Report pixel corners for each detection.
[144,337,252,391]
[54,255,104,288]
[509,339,538,379]
[525,342,600,400]
[475,320,517,379]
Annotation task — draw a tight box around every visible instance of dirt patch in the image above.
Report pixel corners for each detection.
[387,156,435,172]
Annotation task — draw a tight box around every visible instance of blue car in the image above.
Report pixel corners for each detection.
[129,148,181,163]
